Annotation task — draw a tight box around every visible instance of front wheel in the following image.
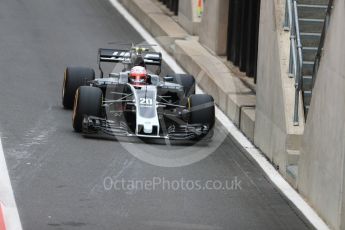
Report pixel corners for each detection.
[72,86,102,132]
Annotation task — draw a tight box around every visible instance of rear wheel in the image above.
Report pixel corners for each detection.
[72,86,102,132]
[169,74,195,97]
[62,67,95,109]
[189,94,215,129]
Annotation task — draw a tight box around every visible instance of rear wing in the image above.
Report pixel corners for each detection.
[98,48,162,77]
[98,48,162,66]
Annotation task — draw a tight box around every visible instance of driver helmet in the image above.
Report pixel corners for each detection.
[129,66,148,86]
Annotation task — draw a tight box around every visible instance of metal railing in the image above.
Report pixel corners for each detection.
[312,0,334,89]
[284,0,303,126]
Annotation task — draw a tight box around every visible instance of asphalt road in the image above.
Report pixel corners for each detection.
[0,0,312,229]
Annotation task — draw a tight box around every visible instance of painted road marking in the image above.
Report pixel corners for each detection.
[0,139,22,230]
[109,0,330,229]
[0,202,6,230]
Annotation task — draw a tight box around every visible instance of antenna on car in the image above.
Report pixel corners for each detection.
[107,42,157,48]
[134,43,157,46]
[107,41,132,46]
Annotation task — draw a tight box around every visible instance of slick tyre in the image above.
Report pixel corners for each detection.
[72,86,102,132]
[170,74,195,97]
[189,94,215,129]
[62,67,95,109]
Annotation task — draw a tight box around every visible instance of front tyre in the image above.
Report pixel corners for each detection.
[62,67,95,109]
[189,94,215,129]
[72,86,102,132]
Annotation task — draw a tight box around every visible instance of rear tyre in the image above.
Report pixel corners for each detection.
[62,67,95,109]
[72,86,102,132]
[189,94,215,129]
[169,74,195,97]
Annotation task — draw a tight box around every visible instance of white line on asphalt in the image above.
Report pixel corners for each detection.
[0,139,22,230]
[109,1,329,229]
[0,202,6,230]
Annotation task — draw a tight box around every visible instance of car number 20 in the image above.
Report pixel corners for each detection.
[139,98,153,106]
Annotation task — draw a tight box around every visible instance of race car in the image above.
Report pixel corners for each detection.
[62,45,215,140]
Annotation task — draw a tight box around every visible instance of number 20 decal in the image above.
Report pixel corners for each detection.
[139,98,153,105]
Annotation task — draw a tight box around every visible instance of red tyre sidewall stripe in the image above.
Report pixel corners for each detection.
[0,203,6,230]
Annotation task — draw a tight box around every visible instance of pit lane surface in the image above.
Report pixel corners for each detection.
[0,0,312,229]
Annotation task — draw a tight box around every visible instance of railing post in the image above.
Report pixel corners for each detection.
[288,45,294,78]
[292,0,304,125]
[293,87,300,126]
[284,0,290,30]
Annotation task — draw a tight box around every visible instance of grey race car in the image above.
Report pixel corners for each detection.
[62,45,215,140]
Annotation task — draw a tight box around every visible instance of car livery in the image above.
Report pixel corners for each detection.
[62,45,215,140]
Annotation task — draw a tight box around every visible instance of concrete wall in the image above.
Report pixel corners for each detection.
[177,0,200,35]
[199,0,229,55]
[254,0,304,173]
[298,0,345,229]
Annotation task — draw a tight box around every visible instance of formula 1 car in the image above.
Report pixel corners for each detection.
[62,45,215,140]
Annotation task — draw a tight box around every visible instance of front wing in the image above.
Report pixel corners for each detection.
[81,116,211,141]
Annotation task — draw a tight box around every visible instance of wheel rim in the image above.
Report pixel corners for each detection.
[62,69,67,100]
[72,88,79,123]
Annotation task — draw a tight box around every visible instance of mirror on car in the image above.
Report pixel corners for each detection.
[109,73,120,78]
[163,76,174,82]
